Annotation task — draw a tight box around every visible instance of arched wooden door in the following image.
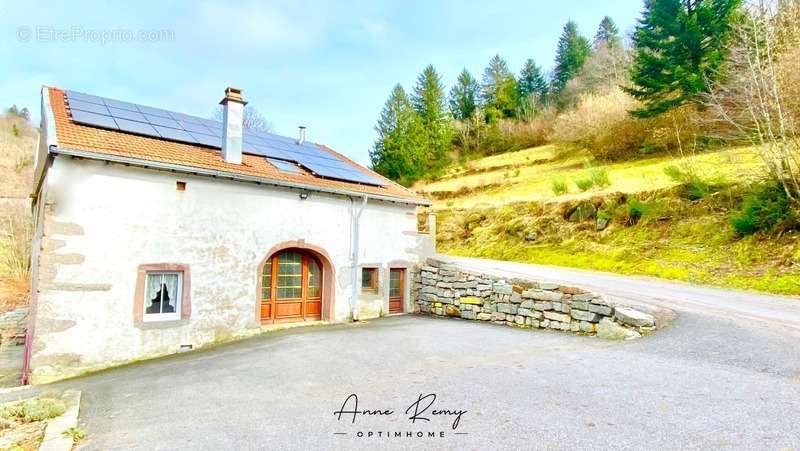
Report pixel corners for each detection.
[260,250,322,324]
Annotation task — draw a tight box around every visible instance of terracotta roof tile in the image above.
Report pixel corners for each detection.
[46,87,427,204]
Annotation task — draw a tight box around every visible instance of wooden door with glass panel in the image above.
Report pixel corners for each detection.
[260,250,322,324]
[389,268,405,313]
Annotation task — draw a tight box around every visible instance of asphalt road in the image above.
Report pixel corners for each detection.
[437,254,800,336]
[19,258,800,450]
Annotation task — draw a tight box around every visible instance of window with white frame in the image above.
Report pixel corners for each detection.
[144,272,182,321]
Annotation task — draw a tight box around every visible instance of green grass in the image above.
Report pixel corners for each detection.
[415,144,763,209]
[434,182,800,297]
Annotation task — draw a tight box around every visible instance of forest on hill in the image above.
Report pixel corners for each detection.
[371,0,800,242]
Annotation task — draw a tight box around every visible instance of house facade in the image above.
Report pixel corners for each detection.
[25,86,433,384]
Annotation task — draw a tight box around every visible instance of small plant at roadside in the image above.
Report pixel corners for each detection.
[1,398,66,423]
[11,123,19,137]
[575,177,594,191]
[731,183,797,236]
[551,179,568,195]
[63,426,87,442]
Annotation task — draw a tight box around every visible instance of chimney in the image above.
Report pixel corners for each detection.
[297,126,306,145]
[219,87,247,164]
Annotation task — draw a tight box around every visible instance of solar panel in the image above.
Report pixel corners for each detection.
[71,110,118,129]
[108,106,147,122]
[69,99,110,115]
[189,132,220,148]
[65,90,385,186]
[266,158,302,174]
[115,118,158,135]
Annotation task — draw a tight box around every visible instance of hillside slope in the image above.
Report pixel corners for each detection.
[0,114,37,311]
[418,145,800,296]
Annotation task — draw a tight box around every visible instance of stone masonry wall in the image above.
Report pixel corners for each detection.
[413,258,657,339]
[0,307,28,346]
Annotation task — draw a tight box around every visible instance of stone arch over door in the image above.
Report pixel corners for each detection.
[257,240,336,324]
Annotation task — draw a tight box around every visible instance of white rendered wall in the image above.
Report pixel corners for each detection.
[29,157,429,382]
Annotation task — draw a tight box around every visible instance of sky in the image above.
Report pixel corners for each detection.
[1,0,644,165]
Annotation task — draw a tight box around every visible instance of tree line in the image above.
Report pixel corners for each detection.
[369,0,744,186]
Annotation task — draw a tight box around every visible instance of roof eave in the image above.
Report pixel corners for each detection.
[52,146,432,207]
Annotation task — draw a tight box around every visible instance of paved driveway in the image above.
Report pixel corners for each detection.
[44,309,800,450]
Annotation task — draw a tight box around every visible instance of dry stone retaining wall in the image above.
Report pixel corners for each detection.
[413,258,656,339]
[0,307,28,346]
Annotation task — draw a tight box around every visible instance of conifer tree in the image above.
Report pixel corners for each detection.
[411,65,452,170]
[370,84,426,184]
[481,54,518,120]
[449,69,481,121]
[627,0,742,117]
[594,16,622,50]
[517,59,549,106]
[552,21,591,94]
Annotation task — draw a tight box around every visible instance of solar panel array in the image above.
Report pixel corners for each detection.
[64,90,385,186]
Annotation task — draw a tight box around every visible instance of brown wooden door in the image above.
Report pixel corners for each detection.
[260,250,322,324]
[389,268,405,313]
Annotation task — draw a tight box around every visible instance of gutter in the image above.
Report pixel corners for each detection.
[51,147,432,207]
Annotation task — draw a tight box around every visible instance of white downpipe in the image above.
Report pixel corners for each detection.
[349,195,368,321]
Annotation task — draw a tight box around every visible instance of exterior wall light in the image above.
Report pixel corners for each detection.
[299,191,309,200]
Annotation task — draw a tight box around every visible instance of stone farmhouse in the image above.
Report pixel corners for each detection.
[24,86,433,384]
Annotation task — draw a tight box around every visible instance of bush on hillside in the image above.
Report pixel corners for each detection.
[731,183,797,235]
[552,88,652,159]
[575,177,594,191]
[590,168,611,188]
[551,179,568,195]
[552,88,702,160]
[663,165,712,200]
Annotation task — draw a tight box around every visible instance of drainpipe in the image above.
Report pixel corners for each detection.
[349,195,368,321]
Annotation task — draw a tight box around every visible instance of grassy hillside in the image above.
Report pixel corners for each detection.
[418,144,800,297]
[414,144,763,209]
[0,114,37,311]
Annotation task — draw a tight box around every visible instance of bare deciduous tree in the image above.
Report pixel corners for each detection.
[705,0,800,203]
[213,105,274,133]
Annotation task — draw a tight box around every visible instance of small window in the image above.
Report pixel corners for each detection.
[361,267,378,292]
[267,158,302,174]
[144,272,182,321]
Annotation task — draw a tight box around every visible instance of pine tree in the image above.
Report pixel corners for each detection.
[627,0,742,118]
[449,69,481,121]
[370,84,426,184]
[482,54,518,120]
[517,59,549,106]
[411,65,452,170]
[594,16,622,50]
[552,21,591,95]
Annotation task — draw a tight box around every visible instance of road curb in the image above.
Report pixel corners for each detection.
[39,389,81,451]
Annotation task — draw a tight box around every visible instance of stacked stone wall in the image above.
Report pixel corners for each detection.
[0,307,28,346]
[413,258,656,339]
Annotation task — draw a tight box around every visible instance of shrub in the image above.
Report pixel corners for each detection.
[0,210,32,280]
[1,398,66,423]
[575,178,594,192]
[664,165,712,200]
[551,179,568,195]
[626,198,647,225]
[590,168,611,188]
[731,184,797,235]
[552,88,653,160]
